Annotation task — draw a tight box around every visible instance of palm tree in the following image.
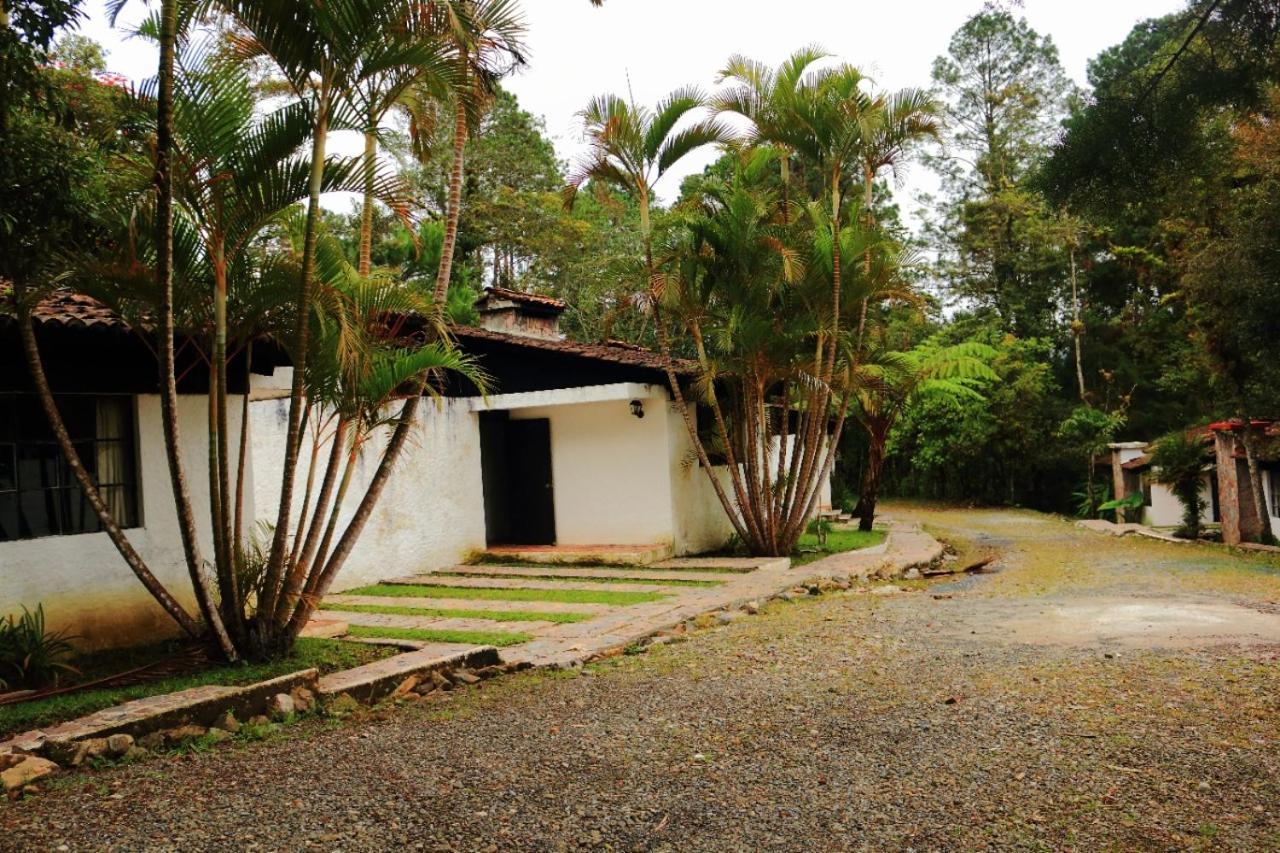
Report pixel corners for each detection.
[853,338,996,530]
[347,7,458,275]
[219,0,452,631]
[714,46,830,218]
[564,87,741,533]
[426,0,528,302]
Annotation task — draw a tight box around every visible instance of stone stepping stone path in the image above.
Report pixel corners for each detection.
[324,594,616,616]
[323,555,797,652]
[336,611,560,635]
[440,565,738,584]
[651,557,786,572]
[388,575,676,594]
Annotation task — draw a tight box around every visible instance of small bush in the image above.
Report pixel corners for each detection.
[1151,431,1209,539]
[0,604,79,689]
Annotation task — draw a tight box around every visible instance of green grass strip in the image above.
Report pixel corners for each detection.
[791,529,887,566]
[321,602,591,624]
[0,638,391,739]
[344,583,667,606]
[345,624,532,647]
[436,571,724,588]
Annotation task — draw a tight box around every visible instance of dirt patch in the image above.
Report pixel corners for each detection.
[932,595,1280,649]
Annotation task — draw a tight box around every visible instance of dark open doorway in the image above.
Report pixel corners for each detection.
[479,412,557,545]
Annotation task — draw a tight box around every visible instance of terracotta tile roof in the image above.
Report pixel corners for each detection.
[0,289,128,330]
[453,325,697,376]
[1121,454,1151,471]
[475,286,567,312]
[6,289,696,378]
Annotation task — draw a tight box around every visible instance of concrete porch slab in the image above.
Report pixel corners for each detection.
[482,543,673,566]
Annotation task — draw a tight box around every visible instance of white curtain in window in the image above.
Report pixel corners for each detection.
[95,397,128,523]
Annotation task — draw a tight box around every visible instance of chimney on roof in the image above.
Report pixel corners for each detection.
[474,286,567,340]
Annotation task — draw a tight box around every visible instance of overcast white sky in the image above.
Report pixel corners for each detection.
[79,0,1184,218]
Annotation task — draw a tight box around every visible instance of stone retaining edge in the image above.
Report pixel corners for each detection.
[1,669,319,756]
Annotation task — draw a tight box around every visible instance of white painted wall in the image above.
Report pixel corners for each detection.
[508,387,678,547]
[1263,473,1280,539]
[1140,472,1214,529]
[248,396,487,592]
[0,395,250,650]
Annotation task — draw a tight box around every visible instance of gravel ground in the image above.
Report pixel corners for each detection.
[4,505,1280,851]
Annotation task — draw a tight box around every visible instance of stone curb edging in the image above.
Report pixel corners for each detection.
[499,521,944,671]
[1,522,945,791]
[0,669,318,759]
[316,644,501,703]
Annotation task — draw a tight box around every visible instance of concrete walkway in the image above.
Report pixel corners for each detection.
[319,523,942,671]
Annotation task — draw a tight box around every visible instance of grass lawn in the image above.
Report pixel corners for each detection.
[791,528,886,566]
[345,625,532,647]
[435,570,724,588]
[321,602,591,624]
[0,638,393,739]
[343,583,667,606]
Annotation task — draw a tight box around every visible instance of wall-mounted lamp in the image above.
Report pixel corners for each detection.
[630,399,645,419]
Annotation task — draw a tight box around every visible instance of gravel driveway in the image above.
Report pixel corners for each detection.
[4,505,1280,851]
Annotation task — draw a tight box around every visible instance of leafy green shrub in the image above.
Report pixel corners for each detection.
[0,605,79,689]
[1150,431,1209,540]
[1098,492,1144,517]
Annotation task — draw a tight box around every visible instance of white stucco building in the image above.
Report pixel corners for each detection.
[1,290,808,649]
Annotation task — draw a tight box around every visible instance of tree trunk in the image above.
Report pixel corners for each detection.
[1070,246,1086,403]
[14,282,201,637]
[857,425,886,532]
[259,80,332,624]
[434,69,469,304]
[359,128,377,276]
[156,0,236,660]
[1240,418,1274,544]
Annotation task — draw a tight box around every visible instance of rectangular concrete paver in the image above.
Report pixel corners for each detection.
[324,594,618,616]
[388,576,677,594]
[502,526,935,669]
[651,557,788,572]
[440,566,740,583]
[335,611,558,635]
[317,644,498,701]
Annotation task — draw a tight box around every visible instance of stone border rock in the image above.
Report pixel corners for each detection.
[2,522,946,794]
[0,669,317,759]
[499,521,944,670]
[316,644,501,704]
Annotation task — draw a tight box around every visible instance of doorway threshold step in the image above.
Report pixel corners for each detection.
[482,543,673,566]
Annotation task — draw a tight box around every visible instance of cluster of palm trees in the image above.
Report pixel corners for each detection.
[568,49,944,555]
[15,0,534,661]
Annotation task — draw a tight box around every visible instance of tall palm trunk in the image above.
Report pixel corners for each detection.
[260,80,332,628]
[14,282,201,638]
[857,419,888,532]
[434,63,469,304]
[156,0,236,661]
[210,242,241,637]
[359,127,377,276]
